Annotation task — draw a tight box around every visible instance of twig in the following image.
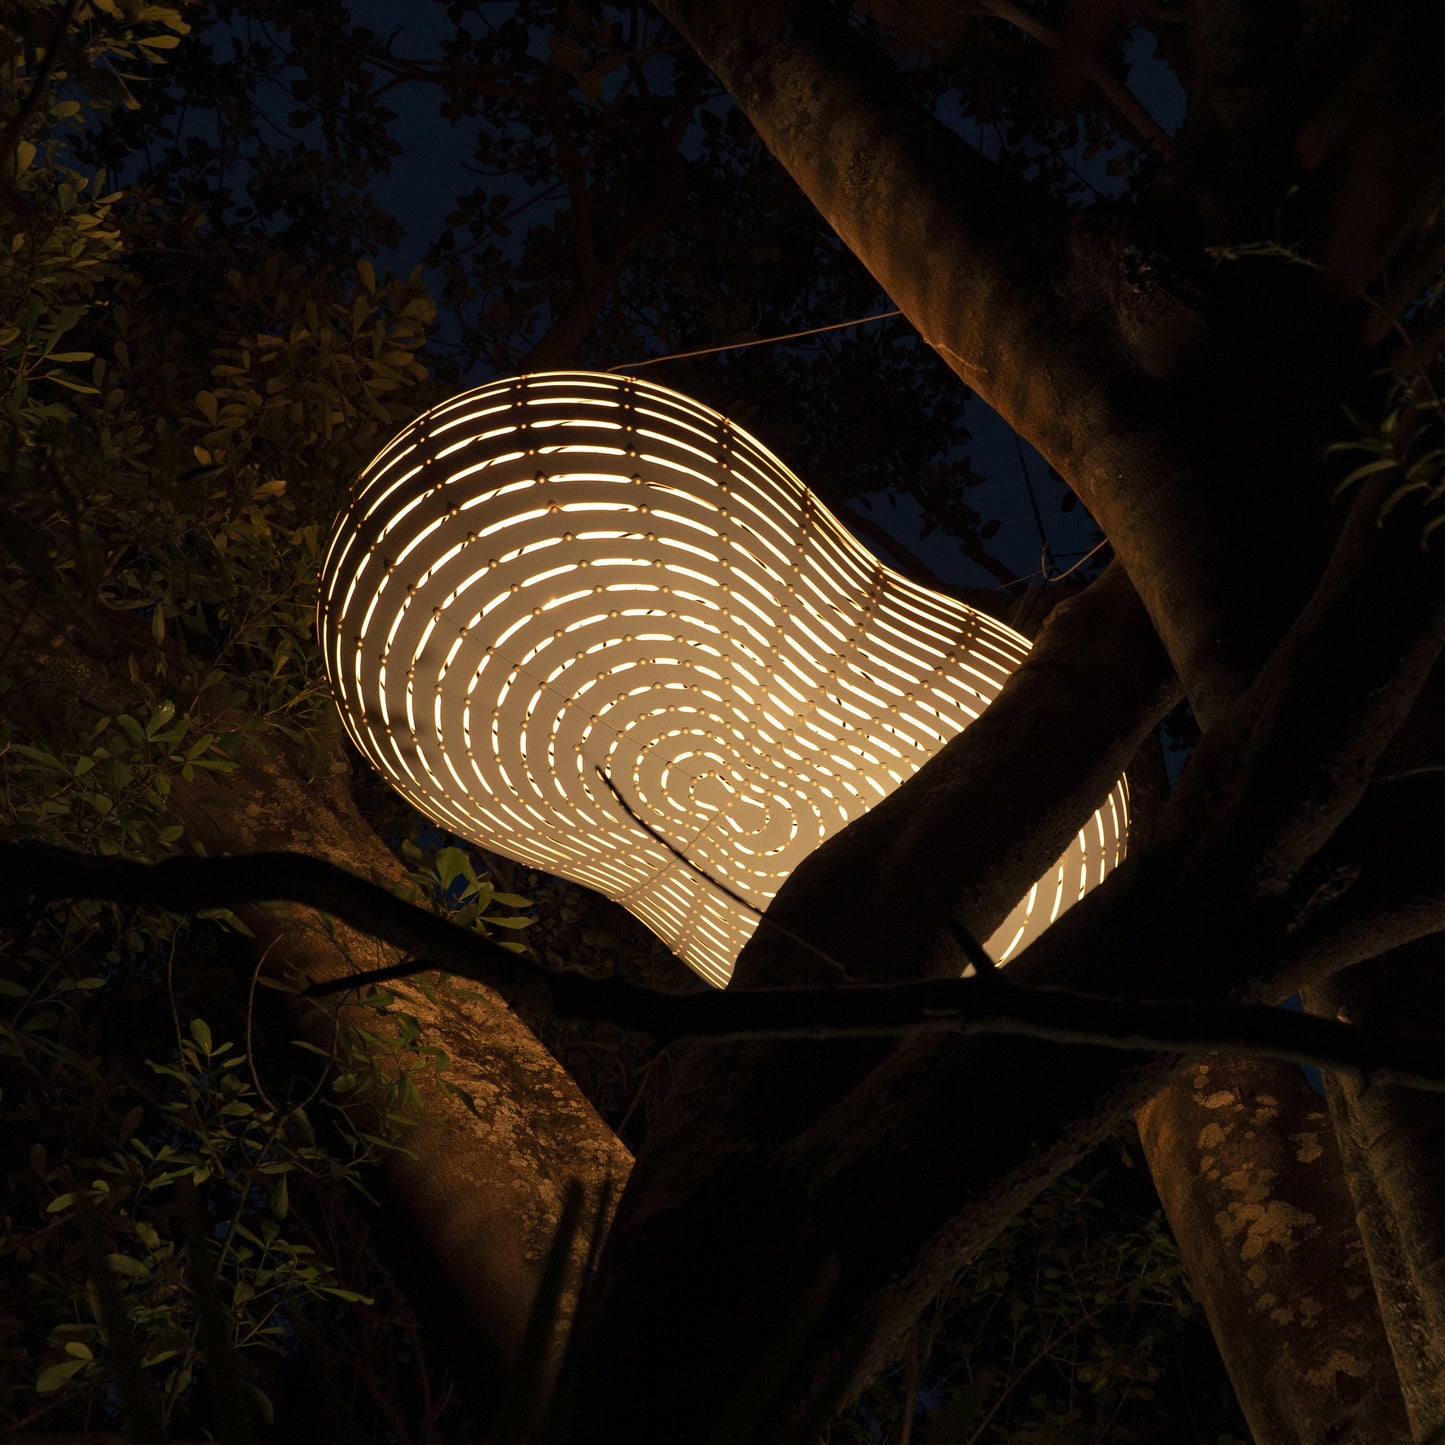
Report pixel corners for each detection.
[594,767,863,982]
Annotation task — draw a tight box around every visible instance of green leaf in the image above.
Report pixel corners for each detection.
[36,1357,89,1393]
[433,845,468,889]
[246,1381,277,1426]
[189,1017,213,1053]
[105,1252,151,1279]
[114,713,146,746]
[147,701,176,738]
[41,372,100,394]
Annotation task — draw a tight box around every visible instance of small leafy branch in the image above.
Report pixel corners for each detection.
[24,1014,375,1431]
[401,837,535,950]
[1333,365,1445,545]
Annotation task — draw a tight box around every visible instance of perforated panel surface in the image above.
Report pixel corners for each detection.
[319,371,1128,987]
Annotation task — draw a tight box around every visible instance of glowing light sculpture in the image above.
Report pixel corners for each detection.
[319,371,1128,988]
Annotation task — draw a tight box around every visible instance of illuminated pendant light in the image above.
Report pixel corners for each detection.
[319,371,1128,988]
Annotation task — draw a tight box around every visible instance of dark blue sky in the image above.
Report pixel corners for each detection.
[336,1,1186,594]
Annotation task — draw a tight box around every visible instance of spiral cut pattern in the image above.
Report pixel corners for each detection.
[319,372,1128,987]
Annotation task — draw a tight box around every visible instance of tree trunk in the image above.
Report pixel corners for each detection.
[173,733,633,1416]
[553,4,1445,1438]
[21,611,632,1421]
[551,4,1445,1419]
[1137,1058,1410,1443]
[1303,937,1445,1439]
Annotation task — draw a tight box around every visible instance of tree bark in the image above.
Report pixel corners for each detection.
[1126,676,1415,1445]
[649,0,1343,725]
[16,611,632,1420]
[554,6,1445,1438]
[1137,1058,1410,1444]
[173,736,633,1415]
[1303,937,1445,1439]
[737,563,1178,989]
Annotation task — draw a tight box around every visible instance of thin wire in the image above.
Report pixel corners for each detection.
[1050,535,1112,582]
[606,307,1114,589]
[999,536,1112,591]
[607,309,904,373]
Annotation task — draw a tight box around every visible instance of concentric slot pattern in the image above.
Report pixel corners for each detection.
[319,371,1129,988]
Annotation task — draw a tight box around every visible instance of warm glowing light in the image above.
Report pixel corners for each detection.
[319,371,1128,988]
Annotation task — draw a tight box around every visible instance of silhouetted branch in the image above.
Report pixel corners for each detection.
[5,840,1445,1091]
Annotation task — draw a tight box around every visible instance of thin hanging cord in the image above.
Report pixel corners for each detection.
[1000,536,1111,590]
[607,309,1114,591]
[594,768,862,984]
[607,309,904,373]
[1050,536,1111,582]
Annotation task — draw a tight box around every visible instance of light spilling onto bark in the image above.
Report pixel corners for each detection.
[318,371,1128,984]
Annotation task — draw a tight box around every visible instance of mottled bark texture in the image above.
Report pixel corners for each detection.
[1119,677,1402,1445]
[1303,937,1445,1439]
[1137,1058,1409,1443]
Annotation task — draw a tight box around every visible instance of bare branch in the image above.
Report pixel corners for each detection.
[972,0,1175,157]
[6,840,1445,1092]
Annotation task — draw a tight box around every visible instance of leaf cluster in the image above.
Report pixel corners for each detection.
[0,8,471,1434]
[835,1149,1248,1445]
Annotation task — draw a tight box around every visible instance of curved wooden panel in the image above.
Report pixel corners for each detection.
[319,371,1128,987]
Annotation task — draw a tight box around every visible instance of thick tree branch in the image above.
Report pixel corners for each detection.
[1302,934,1445,1437]
[650,0,1339,723]
[1136,1056,1412,1443]
[973,0,1175,157]
[1150,478,1445,904]
[0,594,632,1421]
[653,0,1114,432]
[1273,772,1445,988]
[1163,2,1353,244]
[736,563,1180,987]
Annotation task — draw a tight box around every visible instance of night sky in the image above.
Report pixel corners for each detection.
[325,2,1186,593]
